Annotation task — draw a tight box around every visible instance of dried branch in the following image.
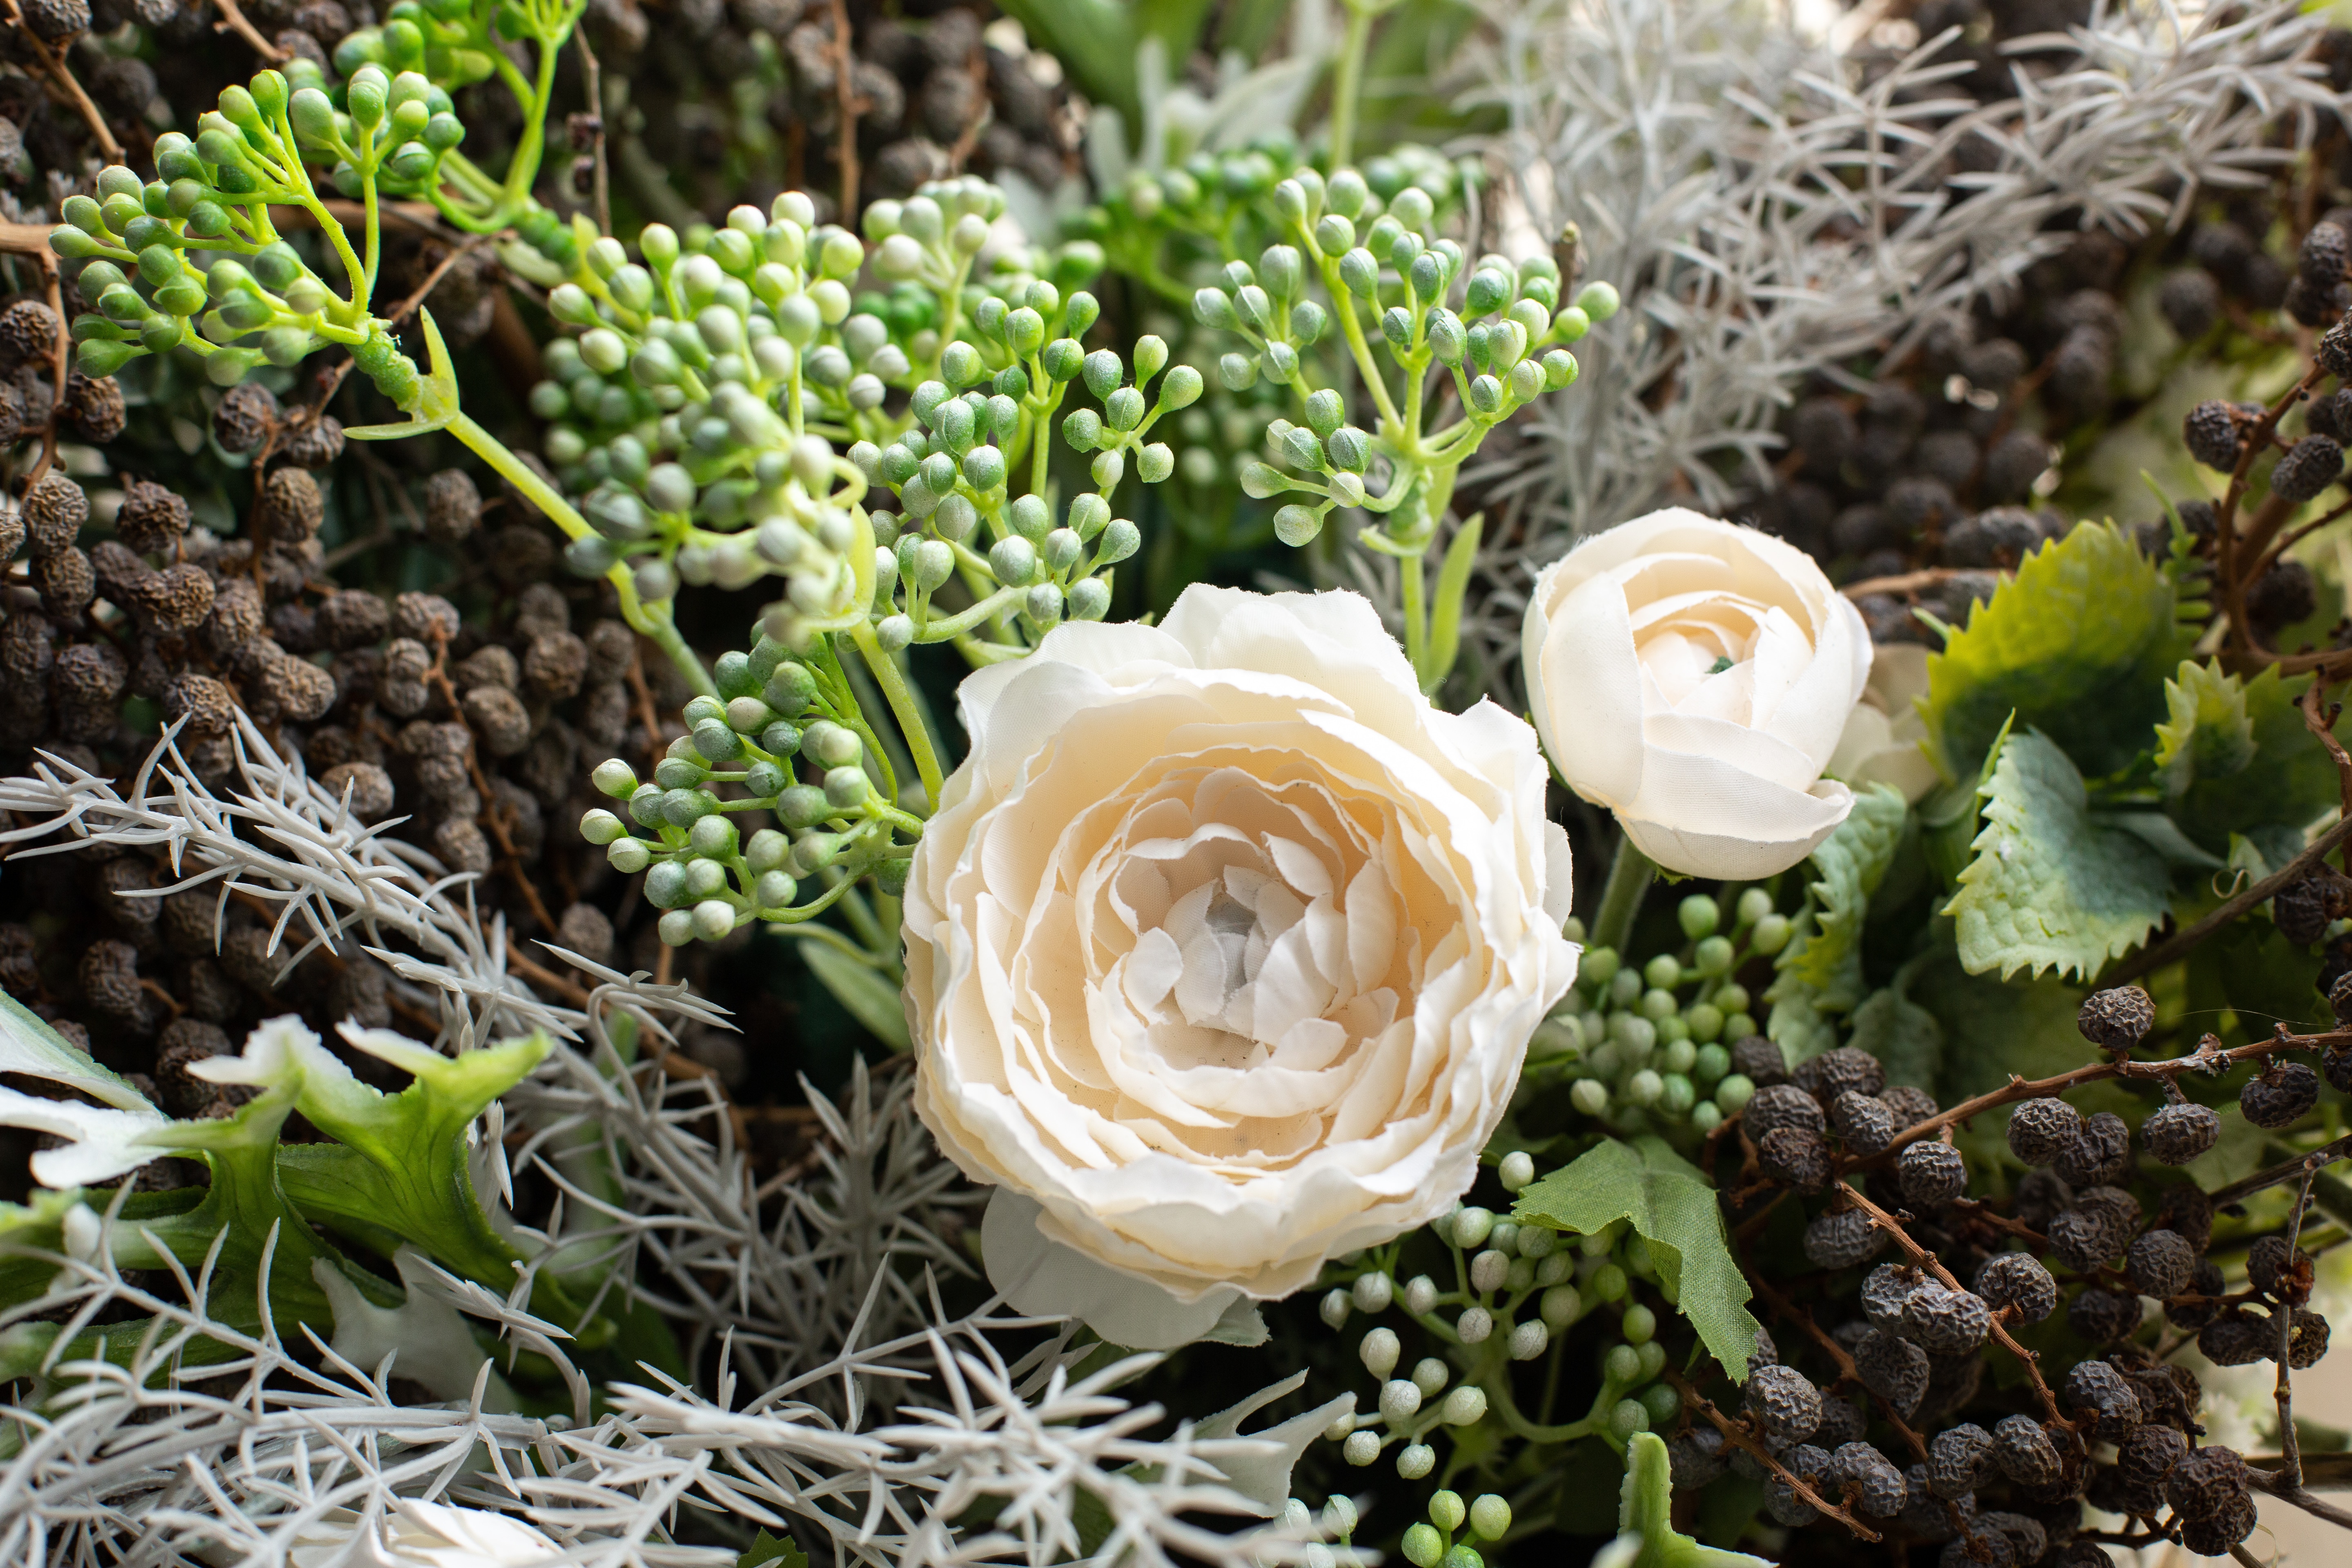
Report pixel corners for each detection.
[2107,815,2352,981]
[1660,1366,1880,1540]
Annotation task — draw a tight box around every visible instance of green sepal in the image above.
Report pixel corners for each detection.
[1612,1431,1774,1568]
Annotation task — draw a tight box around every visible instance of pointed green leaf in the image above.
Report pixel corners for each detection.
[1946,729,2171,980]
[1513,1137,1763,1381]
[1615,1432,1774,1568]
[737,1532,807,1568]
[1922,521,2190,781]
[2155,658,2256,786]
[800,939,913,1050]
[0,987,156,1113]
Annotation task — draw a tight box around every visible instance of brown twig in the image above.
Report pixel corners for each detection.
[2104,814,2352,983]
[2209,1135,2352,1207]
[2,0,120,160]
[21,245,64,496]
[211,0,289,59]
[1659,1366,1882,1541]
[828,0,862,219]
[2303,680,2352,876]
[2247,1463,2352,1528]
[2268,1160,2319,1499]
[1838,566,2012,601]
[2248,1451,2352,1488]
[2216,365,2327,653]
[1857,1027,2328,1169]
[576,27,612,238]
[1840,1182,2076,1434]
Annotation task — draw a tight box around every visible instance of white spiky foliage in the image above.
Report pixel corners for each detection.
[1412,0,2341,696]
[0,725,1342,1565]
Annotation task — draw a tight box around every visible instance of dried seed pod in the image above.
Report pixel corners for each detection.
[2046,1207,2123,1272]
[59,371,125,443]
[316,589,390,650]
[1904,1283,1992,1355]
[2198,1309,2274,1365]
[2052,1111,2130,1187]
[78,938,144,1018]
[1831,1442,1907,1517]
[114,478,191,556]
[463,685,533,757]
[2125,1229,2196,1300]
[2165,1444,2250,1524]
[423,468,484,544]
[1928,1422,1995,1499]
[2006,1097,2081,1167]
[1804,1207,1887,1270]
[33,546,95,618]
[555,902,615,965]
[433,815,493,875]
[1796,1045,1884,1104]
[1744,1363,1822,1443]
[164,673,236,736]
[2062,1359,2142,1441]
[1668,1427,1726,1490]
[1879,1085,1940,1126]
[2066,1287,2143,1344]
[1762,1441,1830,1527]
[1863,1264,1930,1330]
[1854,1328,1930,1419]
[2289,1307,2331,1368]
[2247,1235,2309,1298]
[2075,986,2154,1050]
[1991,1415,2062,1488]
[22,472,87,556]
[1973,1252,2058,1323]
[2240,1061,2319,1128]
[1758,1125,1833,1193]
[393,591,462,644]
[2142,1101,2219,1166]
[523,630,590,700]
[1745,1082,1827,1140]
[2183,400,2245,470]
[1898,1141,1968,1205]
[319,761,394,821]
[258,467,325,541]
[1830,1090,1895,1154]
[1730,1034,1789,1086]
[212,382,279,454]
[277,414,345,468]
[0,299,59,370]
[2271,434,2345,503]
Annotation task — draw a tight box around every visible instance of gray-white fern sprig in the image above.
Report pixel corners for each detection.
[0,714,577,1048]
[0,1082,1342,1567]
[1430,0,2336,694]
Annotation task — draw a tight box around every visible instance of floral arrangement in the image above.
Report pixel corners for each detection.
[3,2,2352,1566]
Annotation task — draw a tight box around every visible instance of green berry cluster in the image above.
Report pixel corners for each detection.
[1398,1489,1511,1568]
[50,65,447,394]
[536,178,1124,643]
[577,635,917,947]
[1320,1181,1686,1484]
[1532,891,1793,1136]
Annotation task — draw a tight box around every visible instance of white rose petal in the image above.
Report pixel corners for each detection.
[1523,507,1874,878]
[906,586,1578,1341]
[1826,640,1939,803]
[289,1501,562,1568]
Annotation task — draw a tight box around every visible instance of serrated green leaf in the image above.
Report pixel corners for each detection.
[737,1530,807,1568]
[1513,1136,1763,1381]
[1614,1431,1774,1568]
[1922,521,2190,781]
[1946,729,2171,980]
[2158,662,2343,853]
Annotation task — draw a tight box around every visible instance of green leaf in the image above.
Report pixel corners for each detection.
[2185,916,2328,1045]
[1764,784,1908,1041]
[1946,729,2172,980]
[1513,1137,1763,1381]
[1922,521,2190,782]
[1613,1432,1774,1568]
[2158,662,2343,853]
[1847,970,1944,1093]
[737,1531,806,1568]
[800,939,913,1051]
[0,988,156,1113]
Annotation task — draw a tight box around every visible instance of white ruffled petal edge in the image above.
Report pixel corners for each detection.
[983,1187,1262,1350]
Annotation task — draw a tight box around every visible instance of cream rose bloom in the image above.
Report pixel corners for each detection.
[904,585,1578,1348]
[1522,508,1872,880]
[1826,640,1937,803]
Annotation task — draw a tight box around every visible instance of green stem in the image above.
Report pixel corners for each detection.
[1399,542,1428,684]
[1589,837,1657,958]
[1330,0,1375,171]
[850,620,947,811]
[446,411,714,696]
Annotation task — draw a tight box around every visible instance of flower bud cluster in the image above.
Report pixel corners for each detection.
[50,66,441,398]
[578,633,914,945]
[1532,889,1791,1136]
[1321,1182,1686,1479]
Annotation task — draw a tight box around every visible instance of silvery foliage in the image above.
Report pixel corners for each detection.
[1400,0,2339,694]
[0,726,1333,1564]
